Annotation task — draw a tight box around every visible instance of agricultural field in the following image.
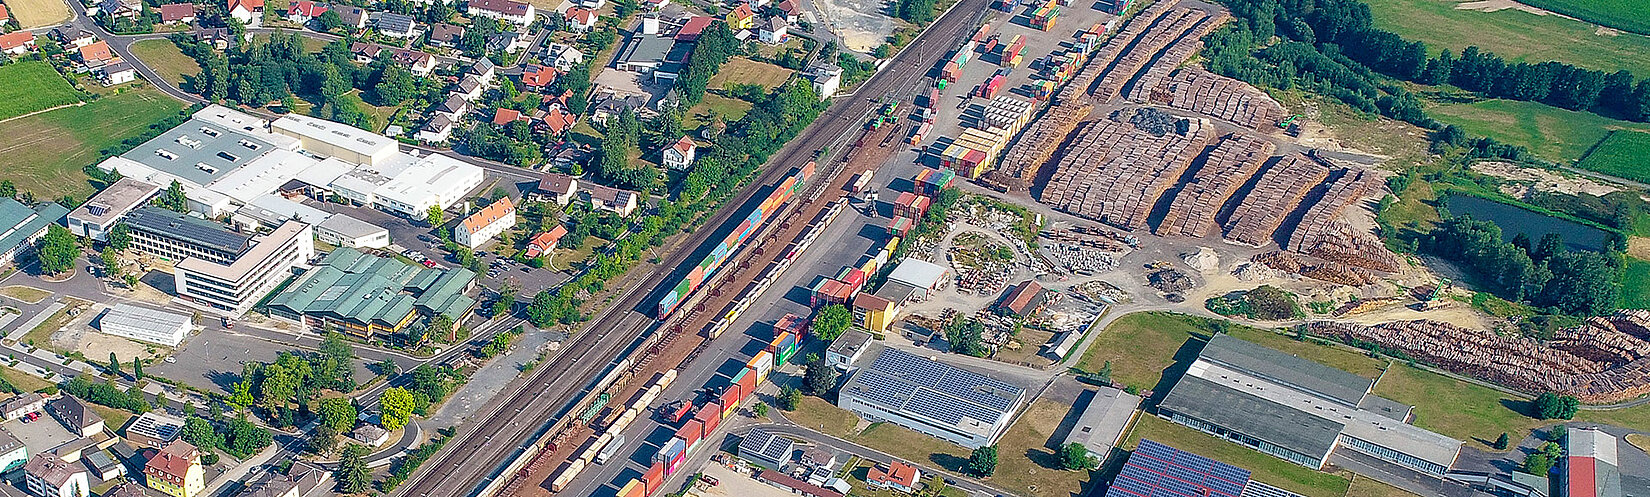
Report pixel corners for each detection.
[1516,0,1650,37]
[4,0,72,28]
[1575,130,1650,183]
[1363,0,1650,75]
[708,58,797,91]
[0,61,82,121]
[129,39,204,90]
[1422,97,1650,163]
[0,85,186,200]
[1622,258,1650,309]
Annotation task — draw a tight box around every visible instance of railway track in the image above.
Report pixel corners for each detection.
[393,3,989,495]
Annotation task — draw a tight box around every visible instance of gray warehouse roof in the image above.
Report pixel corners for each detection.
[1158,374,1344,462]
[99,304,191,335]
[71,177,161,226]
[1063,387,1140,458]
[841,348,1024,428]
[125,207,252,255]
[121,117,277,186]
[1199,333,1371,407]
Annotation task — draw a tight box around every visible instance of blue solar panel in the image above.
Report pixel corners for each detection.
[1114,440,1255,497]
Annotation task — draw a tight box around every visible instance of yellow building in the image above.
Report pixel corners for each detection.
[853,293,899,333]
[725,3,755,30]
[145,442,203,497]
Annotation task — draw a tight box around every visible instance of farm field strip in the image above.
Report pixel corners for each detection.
[0,61,82,121]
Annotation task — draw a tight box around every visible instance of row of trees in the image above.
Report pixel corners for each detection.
[671,20,738,107]
[227,334,357,425]
[1424,216,1622,315]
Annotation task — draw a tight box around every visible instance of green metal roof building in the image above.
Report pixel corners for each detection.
[0,199,69,266]
[263,248,476,338]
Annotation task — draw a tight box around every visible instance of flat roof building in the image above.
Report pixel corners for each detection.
[271,113,398,167]
[1157,334,1463,476]
[1564,428,1625,497]
[264,247,475,338]
[838,347,1024,449]
[1063,387,1140,461]
[885,259,948,300]
[175,220,314,317]
[825,328,872,370]
[738,428,796,470]
[316,214,390,249]
[123,207,253,264]
[67,177,160,241]
[96,304,194,347]
[125,412,186,448]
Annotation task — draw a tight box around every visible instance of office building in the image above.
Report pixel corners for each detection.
[126,412,187,448]
[66,178,160,241]
[270,114,398,167]
[174,220,314,316]
[837,348,1024,449]
[96,304,193,347]
[48,397,103,437]
[1157,334,1463,476]
[264,247,475,338]
[0,428,26,473]
[315,214,390,249]
[825,329,871,370]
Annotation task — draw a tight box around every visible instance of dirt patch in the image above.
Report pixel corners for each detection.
[1452,0,1578,20]
[73,331,165,365]
[1596,26,1622,37]
[1629,237,1650,259]
[1471,161,1619,198]
[814,0,898,53]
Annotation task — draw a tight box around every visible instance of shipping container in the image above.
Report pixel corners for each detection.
[657,369,678,389]
[662,400,693,423]
[618,479,645,497]
[697,400,723,432]
[676,419,704,450]
[926,88,940,108]
[668,453,685,476]
[643,462,666,495]
[747,351,774,382]
[550,459,585,492]
[942,61,961,82]
[735,367,758,401]
[595,433,627,464]
[720,386,741,415]
[611,407,639,433]
[582,433,614,463]
[656,438,686,464]
[889,216,913,236]
[971,23,991,44]
[638,384,662,408]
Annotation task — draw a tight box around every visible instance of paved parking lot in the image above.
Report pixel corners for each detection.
[148,327,376,394]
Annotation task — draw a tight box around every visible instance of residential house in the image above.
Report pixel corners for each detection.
[286,1,327,23]
[238,461,329,497]
[144,441,204,497]
[755,470,844,497]
[541,107,577,136]
[725,3,754,30]
[104,484,146,497]
[436,94,470,116]
[194,28,244,50]
[565,6,595,31]
[866,461,920,494]
[453,196,516,248]
[228,0,264,26]
[774,0,799,22]
[417,113,455,143]
[571,0,605,9]
[351,43,435,75]
[333,5,368,29]
[0,4,10,27]
[520,65,556,91]
[466,0,534,25]
[98,61,136,85]
[589,93,647,126]
[524,225,567,257]
[51,28,96,48]
[427,22,464,47]
[485,31,527,53]
[0,429,27,474]
[83,451,124,480]
[24,455,88,497]
[458,75,487,101]
[582,184,639,216]
[661,136,695,170]
[538,173,579,206]
[643,0,668,9]
[676,15,712,41]
[759,16,787,44]
[157,3,196,23]
[806,64,842,100]
[0,31,33,56]
[0,200,68,266]
[350,425,389,447]
[493,108,527,126]
[544,43,583,71]
[377,12,418,38]
[547,146,591,173]
[77,41,113,66]
[99,0,140,18]
[0,393,45,421]
[471,58,495,84]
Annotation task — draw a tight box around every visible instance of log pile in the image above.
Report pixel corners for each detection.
[1292,220,1403,273]
[1253,250,1378,286]
[1155,134,1272,237]
[1222,154,1330,246]
[1555,311,1650,364]
[1057,0,1181,104]
[1284,170,1373,251]
[1148,68,1287,129]
[1092,9,1212,103]
[1039,111,1211,229]
[1307,315,1650,404]
[1122,12,1232,102]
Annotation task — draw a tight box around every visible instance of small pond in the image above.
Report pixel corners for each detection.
[1443,194,1608,252]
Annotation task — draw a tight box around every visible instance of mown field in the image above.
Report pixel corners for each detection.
[708,57,797,90]
[4,0,72,28]
[1575,130,1650,183]
[129,39,204,90]
[1422,97,1650,163]
[0,86,186,200]
[0,61,82,121]
[1363,0,1650,75]
[1517,0,1650,37]
[1621,258,1650,309]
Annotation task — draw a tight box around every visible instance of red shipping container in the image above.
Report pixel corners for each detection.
[676,419,704,448]
[736,369,758,400]
[843,269,867,293]
[943,61,961,81]
[697,400,723,432]
[619,479,645,497]
[644,463,666,495]
[720,384,742,409]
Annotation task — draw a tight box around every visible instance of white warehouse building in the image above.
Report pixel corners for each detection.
[96,304,195,347]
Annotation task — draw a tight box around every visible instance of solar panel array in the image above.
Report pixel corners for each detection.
[848,349,1026,426]
[739,428,796,464]
[1107,440,1251,497]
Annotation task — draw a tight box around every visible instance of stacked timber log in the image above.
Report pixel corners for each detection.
[1293,220,1403,273]
[1555,311,1650,363]
[1284,169,1373,251]
[1148,68,1286,129]
[1039,111,1211,229]
[1092,9,1211,103]
[1057,0,1180,104]
[1308,315,1650,403]
[1252,251,1377,286]
[1155,134,1272,237]
[1222,154,1330,246]
[1122,12,1232,102]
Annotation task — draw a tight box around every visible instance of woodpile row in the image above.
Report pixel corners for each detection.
[1307,312,1650,403]
[1039,114,1211,229]
[1155,134,1273,238]
[1252,250,1378,286]
[1292,220,1403,274]
[1122,12,1232,103]
[1284,169,1372,251]
[1091,9,1213,103]
[1146,68,1287,129]
[992,1,1183,192]
[1221,154,1330,246]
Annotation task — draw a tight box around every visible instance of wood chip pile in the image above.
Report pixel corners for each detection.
[1091,9,1212,103]
[1252,250,1378,286]
[1221,154,1330,246]
[1039,112,1211,229]
[1308,311,1650,403]
[1147,68,1286,129]
[1155,133,1272,237]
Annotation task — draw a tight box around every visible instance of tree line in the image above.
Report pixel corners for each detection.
[1423,215,1621,316]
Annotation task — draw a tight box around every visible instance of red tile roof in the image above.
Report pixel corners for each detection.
[468,0,530,16]
[493,108,524,125]
[229,0,263,12]
[543,107,577,135]
[0,31,33,51]
[671,135,695,153]
[676,16,712,41]
[289,0,327,17]
[999,279,1043,315]
[157,3,196,21]
[868,461,919,488]
[145,441,199,483]
[0,4,10,20]
[521,65,556,88]
[567,6,595,25]
[78,41,112,62]
[460,196,515,234]
[729,3,752,19]
[525,225,567,257]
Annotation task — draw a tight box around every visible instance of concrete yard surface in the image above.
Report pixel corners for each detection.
[688,464,795,497]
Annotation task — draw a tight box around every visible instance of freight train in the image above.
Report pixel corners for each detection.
[654,162,817,318]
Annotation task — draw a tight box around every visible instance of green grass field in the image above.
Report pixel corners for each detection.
[0,85,186,200]
[1363,0,1650,75]
[129,39,204,90]
[1621,258,1650,309]
[1124,416,1352,497]
[0,61,82,121]
[1576,130,1650,183]
[1422,97,1650,163]
[1516,0,1650,37]
[1373,363,1541,451]
[709,57,797,91]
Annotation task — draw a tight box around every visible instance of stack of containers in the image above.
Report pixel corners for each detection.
[656,162,816,317]
[837,267,867,296]
[995,0,1019,12]
[696,400,723,435]
[982,96,1035,136]
[1031,1,1059,30]
[970,23,992,46]
[767,331,799,364]
[889,216,913,236]
[675,418,704,452]
[610,407,639,433]
[979,74,1006,98]
[981,35,999,55]
[914,168,956,195]
[655,438,686,475]
[549,460,585,492]
[747,351,774,384]
[909,122,932,145]
[1003,34,1026,66]
[644,463,666,494]
[618,479,645,497]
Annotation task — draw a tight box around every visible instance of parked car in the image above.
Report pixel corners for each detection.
[422,260,438,268]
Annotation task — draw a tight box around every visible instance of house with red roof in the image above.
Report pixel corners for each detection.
[454,196,517,248]
[675,16,712,41]
[661,136,695,170]
[0,31,34,55]
[520,64,557,90]
[77,41,114,65]
[541,107,577,137]
[287,0,327,23]
[867,461,920,494]
[524,225,567,257]
[467,0,534,25]
[774,0,800,22]
[565,7,596,32]
[725,3,754,30]
[0,4,11,26]
[229,0,264,25]
[157,3,196,24]
[493,108,526,126]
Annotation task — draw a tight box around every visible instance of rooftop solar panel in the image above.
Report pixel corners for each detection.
[1106,440,1253,497]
